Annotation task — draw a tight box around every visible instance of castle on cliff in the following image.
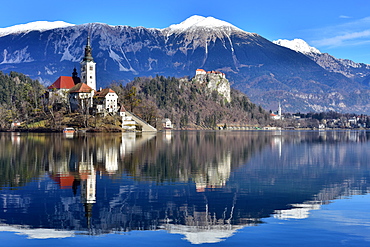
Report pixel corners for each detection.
[193,69,231,102]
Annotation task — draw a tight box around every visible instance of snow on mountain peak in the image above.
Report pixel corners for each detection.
[273,39,321,54]
[165,15,243,33]
[0,21,75,37]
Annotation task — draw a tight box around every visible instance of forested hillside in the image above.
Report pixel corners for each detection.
[0,71,45,129]
[0,71,270,130]
[112,76,271,129]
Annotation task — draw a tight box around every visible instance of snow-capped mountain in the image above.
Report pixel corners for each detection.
[273,39,321,54]
[1,16,370,114]
[164,15,244,34]
[0,21,74,37]
[274,38,370,79]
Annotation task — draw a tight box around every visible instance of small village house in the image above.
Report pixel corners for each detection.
[162,118,173,129]
[68,82,95,112]
[94,88,119,114]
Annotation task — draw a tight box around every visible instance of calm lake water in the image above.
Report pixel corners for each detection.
[0,130,369,246]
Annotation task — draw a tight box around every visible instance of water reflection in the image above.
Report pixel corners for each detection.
[0,131,370,244]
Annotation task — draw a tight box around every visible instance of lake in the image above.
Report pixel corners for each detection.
[0,130,369,246]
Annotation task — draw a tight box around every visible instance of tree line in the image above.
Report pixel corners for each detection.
[3,70,369,131]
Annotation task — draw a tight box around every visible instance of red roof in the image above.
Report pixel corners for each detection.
[95,88,116,97]
[206,70,224,75]
[196,69,206,72]
[119,105,127,112]
[48,76,75,90]
[69,82,94,93]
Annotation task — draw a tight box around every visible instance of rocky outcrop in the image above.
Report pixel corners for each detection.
[192,70,231,102]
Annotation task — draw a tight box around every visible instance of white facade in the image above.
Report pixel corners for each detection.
[105,92,118,112]
[69,90,94,112]
[162,118,173,129]
[196,69,207,75]
[80,60,96,91]
[95,90,119,114]
[122,116,137,130]
[120,110,136,130]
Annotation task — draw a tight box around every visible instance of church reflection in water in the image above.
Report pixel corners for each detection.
[1,131,370,243]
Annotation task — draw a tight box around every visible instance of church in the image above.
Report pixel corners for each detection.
[270,102,283,120]
[47,37,118,113]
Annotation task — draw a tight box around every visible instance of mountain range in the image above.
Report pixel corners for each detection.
[1,16,370,114]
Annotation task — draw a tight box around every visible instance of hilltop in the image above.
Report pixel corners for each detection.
[112,72,270,129]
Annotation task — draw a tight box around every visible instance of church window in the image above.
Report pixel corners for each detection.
[90,66,93,70]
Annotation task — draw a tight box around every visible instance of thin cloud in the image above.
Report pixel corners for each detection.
[339,16,370,29]
[313,30,370,47]
[311,16,370,47]
[339,15,352,19]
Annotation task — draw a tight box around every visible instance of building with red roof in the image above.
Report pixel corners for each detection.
[94,88,118,113]
[47,76,76,103]
[48,76,76,90]
[196,69,225,78]
[69,82,94,93]
[196,69,207,75]
[69,83,95,112]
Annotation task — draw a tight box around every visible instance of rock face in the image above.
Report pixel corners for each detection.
[1,16,370,114]
[192,70,231,102]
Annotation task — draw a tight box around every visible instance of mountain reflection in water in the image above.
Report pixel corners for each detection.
[0,131,370,244]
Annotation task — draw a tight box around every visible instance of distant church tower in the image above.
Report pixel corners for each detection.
[278,102,282,117]
[80,36,96,90]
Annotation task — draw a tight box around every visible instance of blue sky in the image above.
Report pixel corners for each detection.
[2,0,370,64]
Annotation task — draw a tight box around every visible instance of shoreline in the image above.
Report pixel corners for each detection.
[1,127,369,133]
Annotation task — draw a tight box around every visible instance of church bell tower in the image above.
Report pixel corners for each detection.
[80,36,96,90]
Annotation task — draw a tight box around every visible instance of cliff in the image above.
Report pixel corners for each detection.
[191,71,231,102]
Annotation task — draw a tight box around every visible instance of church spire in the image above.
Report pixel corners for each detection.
[80,35,96,90]
[83,36,94,62]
